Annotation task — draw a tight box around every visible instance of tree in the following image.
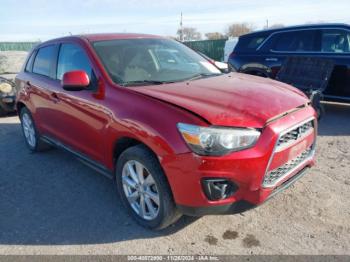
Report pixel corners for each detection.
[205,32,225,40]
[177,27,202,41]
[226,23,254,37]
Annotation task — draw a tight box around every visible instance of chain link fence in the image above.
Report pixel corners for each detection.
[184,39,227,61]
[0,42,39,52]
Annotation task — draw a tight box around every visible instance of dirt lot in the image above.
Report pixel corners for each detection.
[0,103,349,255]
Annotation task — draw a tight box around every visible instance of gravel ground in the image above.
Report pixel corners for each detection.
[0,102,349,255]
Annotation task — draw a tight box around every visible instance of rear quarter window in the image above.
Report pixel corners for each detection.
[32,45,56,77]
[321,29,350,53]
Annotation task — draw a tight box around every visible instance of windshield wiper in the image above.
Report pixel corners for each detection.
[121,74,221,86]
[122,80,173,87]
[185,73,221,82]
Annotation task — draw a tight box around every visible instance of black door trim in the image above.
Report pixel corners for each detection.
[41,135,114,179]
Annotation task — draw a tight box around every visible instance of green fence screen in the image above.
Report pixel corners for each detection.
[0,42,39,52]
[184,39,227,62]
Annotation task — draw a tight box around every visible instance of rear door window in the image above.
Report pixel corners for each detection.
[271,30,318,52]
[57,43,93,80]
[32,45,56,77]
[321,29,350,53]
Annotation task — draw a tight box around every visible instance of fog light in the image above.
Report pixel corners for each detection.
[202,178,238,201]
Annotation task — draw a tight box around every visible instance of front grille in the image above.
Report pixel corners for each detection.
[277,120,313,150]
[263,147,313,187]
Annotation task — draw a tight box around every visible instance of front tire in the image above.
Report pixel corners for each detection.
[19,107,51,152]
[115,145,181,230]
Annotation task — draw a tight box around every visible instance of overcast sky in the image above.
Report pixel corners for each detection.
[1,0,349,41]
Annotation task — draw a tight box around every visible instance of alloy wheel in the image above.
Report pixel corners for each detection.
[121,160,160,220]
[22,113,36,147]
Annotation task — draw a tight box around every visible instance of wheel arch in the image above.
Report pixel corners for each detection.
[239,63,271,77]
[113,136,144,165]
[16,101,27,113]
[112,135,171,175]
[112,136,177,203]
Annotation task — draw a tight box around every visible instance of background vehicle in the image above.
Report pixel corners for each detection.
[0,51,27,116]
[228,23,350,103]
[198,52,228,72]
[16,34,316,230]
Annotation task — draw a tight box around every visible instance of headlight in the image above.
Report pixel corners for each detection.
[177,123,260,156]
[0,82,13,93]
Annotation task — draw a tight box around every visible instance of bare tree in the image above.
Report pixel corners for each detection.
[205,32,225,40]
[226,23,255,37]
[177,27,202,41]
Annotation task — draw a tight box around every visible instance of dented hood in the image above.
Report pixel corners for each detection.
[130,73,309,128]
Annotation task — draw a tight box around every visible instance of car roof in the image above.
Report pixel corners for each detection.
[36,33,165,48]
[241,23,350,38]
[79,33,164,42]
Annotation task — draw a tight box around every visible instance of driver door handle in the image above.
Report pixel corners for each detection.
[51,92,60,103]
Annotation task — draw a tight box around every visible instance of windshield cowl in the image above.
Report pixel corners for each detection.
[121,73,222,87]
[122,80,172,87]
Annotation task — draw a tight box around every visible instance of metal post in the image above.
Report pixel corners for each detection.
[180,12,184,42]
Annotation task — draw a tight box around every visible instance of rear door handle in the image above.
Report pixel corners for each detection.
[51,92,60,103]
[25,81,32,88]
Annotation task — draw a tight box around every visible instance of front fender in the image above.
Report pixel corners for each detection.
[102,88,207,170]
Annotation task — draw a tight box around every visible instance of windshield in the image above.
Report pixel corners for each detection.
[92,38,221,86]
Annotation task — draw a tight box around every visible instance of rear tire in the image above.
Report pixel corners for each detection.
[115,145,181,230]
[19,107,51,152]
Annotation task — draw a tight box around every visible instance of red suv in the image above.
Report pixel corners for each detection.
[15,34,317,230]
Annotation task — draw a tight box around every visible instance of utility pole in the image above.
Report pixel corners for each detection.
[180,12,184,42]
[266,19,269,29]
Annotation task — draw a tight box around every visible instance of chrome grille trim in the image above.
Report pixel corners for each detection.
[263,147,314,188]
[262,116,316,188]
[276,119,314,151]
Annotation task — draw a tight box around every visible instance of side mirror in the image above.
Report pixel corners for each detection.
[62,70,90,91]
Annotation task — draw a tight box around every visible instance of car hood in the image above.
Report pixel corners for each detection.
[130,73,309,128]
[0,73,16,82]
